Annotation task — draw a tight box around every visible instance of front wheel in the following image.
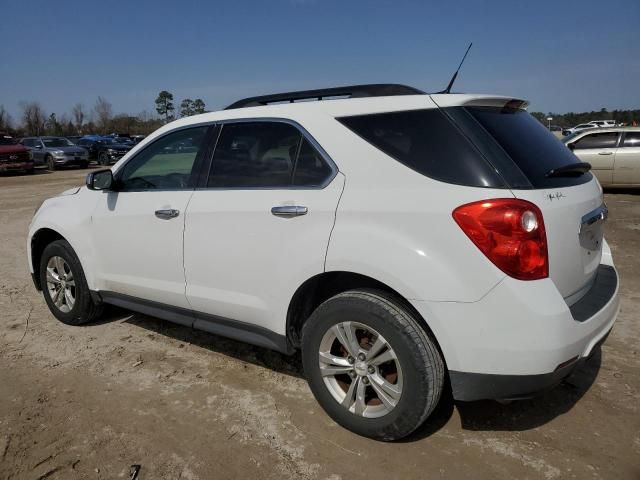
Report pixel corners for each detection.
[302,290,444,441]
[39,240,103,325]
[46,155,55,171]
[98,152,109,165]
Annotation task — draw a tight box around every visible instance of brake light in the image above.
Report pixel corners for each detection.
[452,199,548,280]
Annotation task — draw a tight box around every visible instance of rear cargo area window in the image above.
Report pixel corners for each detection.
[337,109,505,188]
[465,107,592,188]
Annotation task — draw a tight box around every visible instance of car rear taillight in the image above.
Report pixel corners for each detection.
[452,199,548,280]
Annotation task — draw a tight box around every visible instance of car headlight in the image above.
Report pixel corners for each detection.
[107,148,115,153]
[53,150,65,157]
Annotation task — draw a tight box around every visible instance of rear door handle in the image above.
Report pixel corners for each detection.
[271,205,308,217]
[598,151,613,155]
[155,208,180,219]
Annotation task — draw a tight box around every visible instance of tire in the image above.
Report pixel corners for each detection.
[302,289,444,441]
[26,168,35,174]
[80,161,89,169]
[98,152,109,165]
[39,239,103,325]
[46,155,55,171]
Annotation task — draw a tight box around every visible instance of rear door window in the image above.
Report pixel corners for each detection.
[623,132,640,147]
[464,107,593,188]
[207,122,335,188]
[573,132,619,150]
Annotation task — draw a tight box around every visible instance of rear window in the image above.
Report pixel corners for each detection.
[338,109,505,188]
[465,107,592,188]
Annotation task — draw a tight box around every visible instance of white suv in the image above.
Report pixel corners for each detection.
[28,84,619,441]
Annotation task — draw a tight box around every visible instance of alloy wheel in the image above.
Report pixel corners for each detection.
[318,321,403,418]
[45,256,76,313]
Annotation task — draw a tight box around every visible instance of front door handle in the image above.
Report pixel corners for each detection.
[155,208,180,219]
[598,151,613,155]
[271,205,308,217]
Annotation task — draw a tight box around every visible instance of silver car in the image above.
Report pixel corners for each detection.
[19,136,89,170]
[563,127,640,187]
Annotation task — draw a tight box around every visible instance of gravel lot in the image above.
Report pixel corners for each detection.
[1,167,639,479]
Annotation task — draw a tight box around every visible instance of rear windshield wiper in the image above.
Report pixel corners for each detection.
[545,162,591,178]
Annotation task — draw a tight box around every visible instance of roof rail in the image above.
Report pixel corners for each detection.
[224,83,425,110]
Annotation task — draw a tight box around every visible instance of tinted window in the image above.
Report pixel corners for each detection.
[43,137,74,147]
[208,122,301,188]
[573,132,619,150]
[465,107,592,188]
[118,126,208,190]
[623,132,640,147]
[338,109,504,188]
[293,138,333,187]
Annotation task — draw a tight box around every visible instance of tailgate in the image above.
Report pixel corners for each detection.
[512,181,605,303]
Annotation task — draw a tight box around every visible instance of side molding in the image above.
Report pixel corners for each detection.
[96,291,294,354]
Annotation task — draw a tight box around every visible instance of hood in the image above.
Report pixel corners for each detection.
[0,144,28,154]
[45,146,87,154]
[105,144,132,151]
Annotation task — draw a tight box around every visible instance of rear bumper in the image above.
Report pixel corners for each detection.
[449,324,612,401]
[411,261,619,401]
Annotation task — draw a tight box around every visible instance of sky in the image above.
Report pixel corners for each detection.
[1,0,638,123]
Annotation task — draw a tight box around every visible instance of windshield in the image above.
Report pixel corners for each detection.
[0,136,17,145]
[43,138,74,147]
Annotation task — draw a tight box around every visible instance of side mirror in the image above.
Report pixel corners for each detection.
[86,169,114,191]
[34,144,43,149]
[567,143,576,151]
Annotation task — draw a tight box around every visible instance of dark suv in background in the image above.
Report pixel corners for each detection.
[76,136,133,165]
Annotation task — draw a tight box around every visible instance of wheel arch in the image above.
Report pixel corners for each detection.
[30,228,67,290]
[286,271,447,366]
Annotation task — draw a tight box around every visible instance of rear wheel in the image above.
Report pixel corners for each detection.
[98,152,109,165]
[302,289,444,441]
[39,240,103,325]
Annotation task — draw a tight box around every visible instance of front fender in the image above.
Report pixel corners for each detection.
[28,188,100,289]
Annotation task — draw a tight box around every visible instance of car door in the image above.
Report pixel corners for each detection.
[183,121,344,336]
[90,125,212,312]
[613,131,640,185]
[570,131,620,186]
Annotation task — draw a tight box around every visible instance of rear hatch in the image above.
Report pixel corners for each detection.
[435,97,605,304]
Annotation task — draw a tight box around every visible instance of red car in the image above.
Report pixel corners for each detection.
[0,134,34,174]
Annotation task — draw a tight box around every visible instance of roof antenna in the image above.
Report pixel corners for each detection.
[439,42,473,94]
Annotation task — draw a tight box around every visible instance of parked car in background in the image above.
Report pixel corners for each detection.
[0,133,34,174]
[76,136,133,165]
[28,84,618,440]
[562,123,598,136]
[131,135,146,144]
[20,136,89,170]
[588,120,617,128]
[563,127,640,187]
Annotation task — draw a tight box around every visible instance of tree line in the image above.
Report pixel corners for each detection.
[0,90,208,137]
[531,108,639,128]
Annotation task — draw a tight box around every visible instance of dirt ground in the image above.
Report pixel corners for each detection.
[1,167,639,480]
